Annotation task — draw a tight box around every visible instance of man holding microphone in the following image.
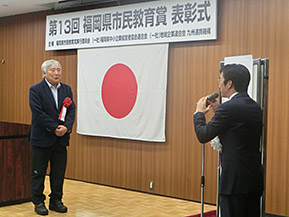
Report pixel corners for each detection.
[193,64,264,217]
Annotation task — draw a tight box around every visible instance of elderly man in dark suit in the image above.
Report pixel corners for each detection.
[193,64,263,217]
[29,59,75,215]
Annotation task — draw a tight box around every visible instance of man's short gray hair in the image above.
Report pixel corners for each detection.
[41,59,62,74]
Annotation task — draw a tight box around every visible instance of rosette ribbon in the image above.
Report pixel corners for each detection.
[58,97,72,122]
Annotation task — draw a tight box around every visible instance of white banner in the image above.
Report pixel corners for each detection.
[46,0,217,50]
[77,44,169,142]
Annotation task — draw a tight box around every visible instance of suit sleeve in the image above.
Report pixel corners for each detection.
[62,86,75,133]
[193,105,230,143]
[29,86,58,133]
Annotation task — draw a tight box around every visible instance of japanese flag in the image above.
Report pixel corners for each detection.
[77,44,169,142]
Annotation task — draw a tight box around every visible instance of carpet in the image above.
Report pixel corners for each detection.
[187,210,216,217]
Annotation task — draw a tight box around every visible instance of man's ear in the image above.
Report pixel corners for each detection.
[227,80,233,89]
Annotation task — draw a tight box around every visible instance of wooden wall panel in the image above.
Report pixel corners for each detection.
[258,1,289,216]
[1,0,289,215]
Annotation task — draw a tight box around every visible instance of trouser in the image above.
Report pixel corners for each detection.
[31,143,67,205]
[219,193,261,217]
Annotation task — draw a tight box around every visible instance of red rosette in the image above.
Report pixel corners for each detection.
[63,97,72,108]
[58,97,72,121]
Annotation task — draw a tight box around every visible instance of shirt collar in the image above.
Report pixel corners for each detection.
[45,78,61,89]
[228,92,238,100]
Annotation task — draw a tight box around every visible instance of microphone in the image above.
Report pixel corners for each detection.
[206,92,219,106]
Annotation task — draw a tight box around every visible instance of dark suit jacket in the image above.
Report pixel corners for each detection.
[194,92,263,195]
[29,79,75,147]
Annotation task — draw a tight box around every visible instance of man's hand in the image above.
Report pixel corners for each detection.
[55,125,68,137]
[195,96,210,114]
[207,97,220,113]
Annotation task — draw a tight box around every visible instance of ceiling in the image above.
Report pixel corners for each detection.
[0,0,153,18]
[0,0,57,17]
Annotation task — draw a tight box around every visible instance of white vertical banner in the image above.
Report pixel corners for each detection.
[77,44,169,142]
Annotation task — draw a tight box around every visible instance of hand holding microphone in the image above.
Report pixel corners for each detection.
[206,92,219,106]
[207,92,219,113]
[195,92,219,114]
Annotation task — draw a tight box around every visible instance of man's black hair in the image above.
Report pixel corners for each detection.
[221,64,250,92]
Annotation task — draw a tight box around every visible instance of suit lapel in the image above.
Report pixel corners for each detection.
[41,79,58,111]
[58,85,64,112]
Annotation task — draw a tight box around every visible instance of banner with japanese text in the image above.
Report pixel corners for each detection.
[77,44,169,142]
[46,0,217,50]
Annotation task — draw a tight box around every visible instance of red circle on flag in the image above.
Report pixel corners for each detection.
[101,63,138,119]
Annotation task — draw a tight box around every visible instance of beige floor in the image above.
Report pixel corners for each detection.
[0,177,215,217]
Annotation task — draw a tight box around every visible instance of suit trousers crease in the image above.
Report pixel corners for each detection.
[31,142,67,205]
